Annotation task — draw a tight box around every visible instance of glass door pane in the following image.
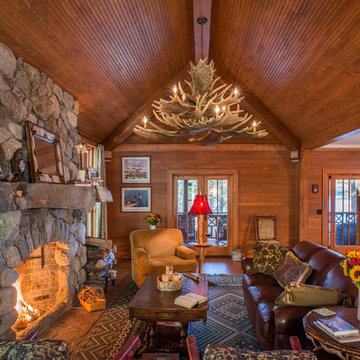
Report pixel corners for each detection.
[207,179,228,246]
[329,177,360,248]
[177,179,198,245]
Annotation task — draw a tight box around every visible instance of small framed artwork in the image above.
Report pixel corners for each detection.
[122,157,150,183]
[88,168,99,179]
[122,187,151,212]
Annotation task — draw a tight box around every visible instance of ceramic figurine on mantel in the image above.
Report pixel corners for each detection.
[146,213,161,229]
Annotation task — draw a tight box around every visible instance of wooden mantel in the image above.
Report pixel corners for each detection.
[0,183,96,212]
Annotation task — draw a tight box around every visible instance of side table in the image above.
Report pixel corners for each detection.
[303,307,360,360]
[192,243,212,273]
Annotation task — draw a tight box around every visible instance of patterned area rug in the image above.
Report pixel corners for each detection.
[71,274,261,359]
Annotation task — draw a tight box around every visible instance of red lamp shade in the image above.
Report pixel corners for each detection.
[188,195,212,215]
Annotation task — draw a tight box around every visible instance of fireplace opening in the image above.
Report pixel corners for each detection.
[12,243,71,338]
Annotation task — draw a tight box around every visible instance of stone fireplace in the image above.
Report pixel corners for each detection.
[0,183,96,340]
[0,42,96,339]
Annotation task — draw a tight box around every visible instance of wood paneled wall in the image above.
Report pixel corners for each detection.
[106,144,300,259]
[300,149,360,246]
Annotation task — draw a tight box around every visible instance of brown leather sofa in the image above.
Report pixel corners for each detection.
[242,241,357,350]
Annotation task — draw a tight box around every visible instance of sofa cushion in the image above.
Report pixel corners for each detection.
[250,242,289,276]
[0,340,69,360]
[242,273,279,292]
[305,249,344,286]
[275,282,346,307]
[275,252,312,288]
[202,344,317,359]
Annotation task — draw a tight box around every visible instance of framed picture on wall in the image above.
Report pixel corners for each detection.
[122,187,151,212]
[122,157,150,183]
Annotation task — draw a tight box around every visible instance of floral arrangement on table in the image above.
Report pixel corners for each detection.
[146,213,161,226]
[341,250,360,287]
[341,250,360,320]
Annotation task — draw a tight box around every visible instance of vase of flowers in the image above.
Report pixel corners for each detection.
[341,250,360,321]
[146,213,161,229]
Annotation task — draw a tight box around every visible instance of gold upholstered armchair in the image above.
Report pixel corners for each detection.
[130,228,197,287]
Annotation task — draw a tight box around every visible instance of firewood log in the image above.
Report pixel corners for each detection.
[86,237,113,250]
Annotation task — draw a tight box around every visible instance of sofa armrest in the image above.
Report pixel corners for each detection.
[272,305,314,334]
[242,257,253,274]
[134,248,150,264]
[176,245,196,260]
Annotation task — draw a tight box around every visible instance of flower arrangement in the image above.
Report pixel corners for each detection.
[146,213,161,226]
[341,250,360,288]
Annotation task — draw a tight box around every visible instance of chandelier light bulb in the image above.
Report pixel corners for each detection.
[143,116,148,128]
[234,88,238,95]
[215,105,220,116]
[252,120,257,132]
[173,85,177,98]
[222,106,226,111]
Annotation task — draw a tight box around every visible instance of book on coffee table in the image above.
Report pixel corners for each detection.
[317,316,359,336]
[174,293,207,309]
[315,321,360,343]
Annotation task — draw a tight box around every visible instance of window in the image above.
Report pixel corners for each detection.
[324,171,360,252]
[174,174,231,254]
[328,176,360,248]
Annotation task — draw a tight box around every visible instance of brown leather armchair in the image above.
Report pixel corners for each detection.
[130,228,197,287]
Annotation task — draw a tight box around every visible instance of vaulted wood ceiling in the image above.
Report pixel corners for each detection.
[0,0,359,150]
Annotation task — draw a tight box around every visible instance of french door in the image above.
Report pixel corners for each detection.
[324,171,360,253]
[168,171,236,256]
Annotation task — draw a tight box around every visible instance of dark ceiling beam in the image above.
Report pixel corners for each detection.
[193,0,212,62]
[301,116,360,150]
[104,64,190,150]
[215,64,301,151]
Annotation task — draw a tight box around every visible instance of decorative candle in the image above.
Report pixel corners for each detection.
[166,265,173,275]
[252,120,257,133]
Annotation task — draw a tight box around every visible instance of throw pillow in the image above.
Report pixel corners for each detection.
[203,344,317,359]
[250,242,290,276]
[275,282,348,307]
[274,251,312,288]
[0,340,70,360]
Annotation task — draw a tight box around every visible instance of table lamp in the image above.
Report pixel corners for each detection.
[188,195,212,244]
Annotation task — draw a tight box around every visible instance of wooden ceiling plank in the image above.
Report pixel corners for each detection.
[301,114,360,150]
[104,64,190,150]
[193,0,212,62]
[215,64,300,151]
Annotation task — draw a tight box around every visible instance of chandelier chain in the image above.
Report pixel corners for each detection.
[200,22,204,59]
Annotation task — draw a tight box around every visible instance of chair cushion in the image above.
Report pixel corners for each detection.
[275,282,347,307]
[202,344,317,359]
[274,252,312,288]
[0,340,70,360]
[250,242,289,276]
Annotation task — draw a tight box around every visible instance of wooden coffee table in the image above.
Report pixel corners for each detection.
[303,307,360,360]
[128,273,208,352]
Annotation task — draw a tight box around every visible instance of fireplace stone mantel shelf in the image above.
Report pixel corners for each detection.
[0,182,96,212]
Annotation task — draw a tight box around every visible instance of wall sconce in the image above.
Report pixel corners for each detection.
[312,185,319,194]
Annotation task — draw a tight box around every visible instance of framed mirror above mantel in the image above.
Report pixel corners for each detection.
[25,121,65,184]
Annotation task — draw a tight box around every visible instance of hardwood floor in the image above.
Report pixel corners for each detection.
[39,257,242,354]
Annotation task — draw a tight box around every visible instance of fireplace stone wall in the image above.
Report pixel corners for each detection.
[0,42,94,339]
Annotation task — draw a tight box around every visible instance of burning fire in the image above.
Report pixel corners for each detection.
[13,281,40,326]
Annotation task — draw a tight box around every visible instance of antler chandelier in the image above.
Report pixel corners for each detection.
[133,59,267,146]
